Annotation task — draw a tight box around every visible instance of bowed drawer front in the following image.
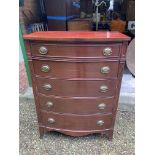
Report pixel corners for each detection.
[31,43,121,58]
[39,95,114,114]
[23,31,130,140]
[32,59,119,78]
[41,111,113,131]
[36,77,117,97]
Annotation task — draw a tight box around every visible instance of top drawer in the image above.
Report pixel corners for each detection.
[30,43,121,58]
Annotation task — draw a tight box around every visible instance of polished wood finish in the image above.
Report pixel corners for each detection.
[33,59,119,78]
[41,111,113,131]
[31,43,121,58]
[24,31,130,140]
[39,95,114,114]
[23,31,130,42]
[36,77,117,97]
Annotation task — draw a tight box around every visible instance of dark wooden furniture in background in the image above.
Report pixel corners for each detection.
[68,18,92,31]
[121,0,135,21]
[23,31,130,140]
[80,0,93,15]
[44,0,80,30]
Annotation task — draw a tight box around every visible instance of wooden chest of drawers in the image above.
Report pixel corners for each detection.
[23,31,130,140]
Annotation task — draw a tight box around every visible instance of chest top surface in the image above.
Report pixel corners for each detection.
[23,31,130,42]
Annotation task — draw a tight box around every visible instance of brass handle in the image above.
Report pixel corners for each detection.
[98,103,106,110]
[97,120,104,126]
[101,66,110,74]
[39,46,48,55]
[46,101,53,108]
[42,84,52,91]
[103,47,112,56]
[41,65,50,72]
[100,85,108,92]
[48,118,55,124]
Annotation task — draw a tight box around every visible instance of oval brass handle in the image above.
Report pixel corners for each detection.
[42,84,52,91]
[100,85,108,92]
[97,120,104,126]
[41,65,50,72]
[46,101,53,108]
[98,103,106,110]
[39,46,48,55]
[103,47,112,56]
[101,66,110,74]
[48,118,55,124]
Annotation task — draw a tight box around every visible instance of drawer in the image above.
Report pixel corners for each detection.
[31,43,121,58]
[36,77,117,97]
[33,59,119,78]
[41,111,113,131]
[39,94,114,114]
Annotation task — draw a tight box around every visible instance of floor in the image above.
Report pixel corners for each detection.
[19,98,135,155]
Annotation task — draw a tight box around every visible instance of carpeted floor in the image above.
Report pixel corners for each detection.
[19,98,135,155]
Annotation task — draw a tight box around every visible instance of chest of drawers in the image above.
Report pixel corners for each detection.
[23,31,130,140]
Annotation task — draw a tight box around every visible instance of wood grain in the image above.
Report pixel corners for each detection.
[31,43,121,58]
[39,94,115,114]
[36,77,117,97]
[41,111,113,131]
[32,59,119,79]
[23,31,130,42]
[23,31,130,139]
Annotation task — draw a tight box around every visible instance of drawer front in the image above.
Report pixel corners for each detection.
[33,60,119,78]
[41,111,112,131]
[36,78,117,97]
[39,95,114,114]
[31,43,121,58]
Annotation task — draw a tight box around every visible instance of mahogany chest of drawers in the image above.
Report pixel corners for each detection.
[23,31,130,140]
